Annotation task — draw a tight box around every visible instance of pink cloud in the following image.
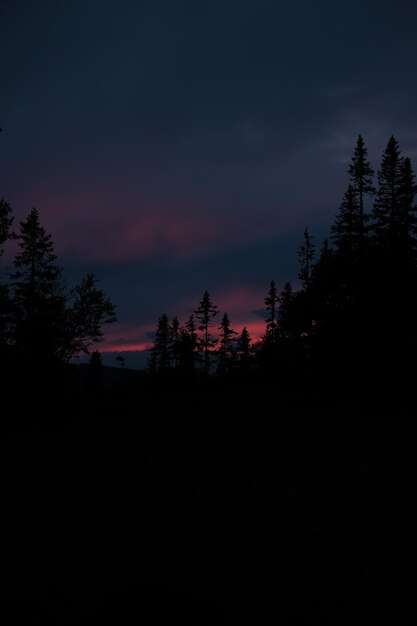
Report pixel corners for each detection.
[214,286,266,340]
[99,284,267,357]
[10,169,296,263]
[41,203,223,262]
[51,207,278,264]
[12,173,243,262]
[100,321,155,353]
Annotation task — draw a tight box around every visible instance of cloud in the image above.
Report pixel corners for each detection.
[99,283,269,359]
[14,179,226,263]
[101,321,155,353]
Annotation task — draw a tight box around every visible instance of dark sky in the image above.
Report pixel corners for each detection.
[2,0,417,368]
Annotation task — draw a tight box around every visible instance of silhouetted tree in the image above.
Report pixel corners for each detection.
[178,314,199,375]
[264,280,279,344]
[348,134,375,247]
[371,136,405,252]
[330,181,368,306]
[397,156,417,266]
[169,315,181,369]
[10,209,116,365]
[194,290,218,375]
[148,313,171,372]
[277,280,315,372]
[236,326,252,372]
[62,274,117,361]
[0,198,13,255]
[0,199,14,354]
[331,185,361,260]
[298,227,315,289]
[278,281,297,341]
[310,239,339,311]
[10,208,64,362]
[217,312,237,375]
[370,144,417,392]
[309,238,351,363]
[258,280,280,371]
[366,137,417,390]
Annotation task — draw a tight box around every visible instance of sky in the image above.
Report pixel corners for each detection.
[2,0,417,368]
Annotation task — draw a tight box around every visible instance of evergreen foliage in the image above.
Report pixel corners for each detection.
[194,290,218,375]
[178,314,199,375]
[144,133,417,396]
[236,326,252,372]
[0,198,14,255]
[217,312,237,375]
[347,133,375,246]
[147,313,171,372]
[264,280,279,344]
[0,206,116,369]
[298,227,315,289]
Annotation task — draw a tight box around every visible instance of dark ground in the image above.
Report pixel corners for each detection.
[1,368,415,624]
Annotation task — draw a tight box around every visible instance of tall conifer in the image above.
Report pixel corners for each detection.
[194,290,218,375]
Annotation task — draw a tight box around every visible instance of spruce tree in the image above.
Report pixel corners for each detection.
[0,198,13,256]
[178,314,199,374]
[397,157,417,265]
[236,326,252,372]
[148,313,171,372]
[330,185,366,311]
[348,134,375,245]
[278,281,296,341]
[10,209,116,364]
[217,312,237,375]
[331,185,361,259]
[265,279,279,343]
[194,290,218,375]
[298,227,315,289]
[260,279,280,371]
[371,136,405,250]
[0,199,14,354]
[64,273,117,361]
[169,315,181,369]
[11,208,64,362]
[310,239,338,303]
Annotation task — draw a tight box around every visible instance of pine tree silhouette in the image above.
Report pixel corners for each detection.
[236,326,252,372]
[217,312,237,375]
[298,227,315,289]
[10,208,64,363]
[148,313,171,372]
[348,134,375,249]
[194,290,218,375]
[10,208,116,365]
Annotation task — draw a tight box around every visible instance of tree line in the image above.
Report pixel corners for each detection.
[2,133,416,399]
[147,135,417,395]
[0,205,117,376]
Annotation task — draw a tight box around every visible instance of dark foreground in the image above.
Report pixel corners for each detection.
[1,371,415,624]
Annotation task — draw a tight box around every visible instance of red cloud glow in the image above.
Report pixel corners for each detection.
[13,170,293,263]
[16,175,242,262]
[46,206,224,262]
[211,286,267,341]
[100,321,155,353]
[100,284,267,358]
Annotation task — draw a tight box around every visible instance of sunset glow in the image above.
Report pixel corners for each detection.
[2,3,414,620]
[99,285,267,360]
[4,0,416,374]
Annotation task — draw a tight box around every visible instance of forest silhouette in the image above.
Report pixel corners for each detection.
[2,134,417,408]
[1,135,415,624]
[146,134,417,410]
